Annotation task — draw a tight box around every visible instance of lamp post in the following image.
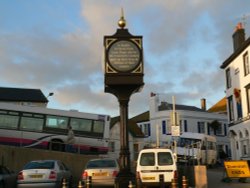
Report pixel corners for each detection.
[104,9,144,188]
[46,92,54,99]
[45,92,54,106]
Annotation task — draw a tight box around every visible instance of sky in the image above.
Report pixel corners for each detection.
[0,0,250,118]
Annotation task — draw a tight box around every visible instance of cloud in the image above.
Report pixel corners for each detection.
[0,0,250,118]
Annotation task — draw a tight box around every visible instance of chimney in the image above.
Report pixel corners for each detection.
[201,98,206,111]
[232,22,245,51]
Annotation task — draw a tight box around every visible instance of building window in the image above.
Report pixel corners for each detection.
[140,123,151,136]
[228,96,234,122]
[234,88,242,119]
[207,125,210,135]
[224,124,227,136]
[246,85,250,114]
[216,124,223,135]
[197,122,205,133]
[144,123,151,136]
[184,120,188,132]
[226,68,231,89]
[162,120,166,134]
[243,52,250,76]
[179,120,183,133]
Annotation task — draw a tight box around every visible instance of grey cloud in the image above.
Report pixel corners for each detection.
[0,0,249,117]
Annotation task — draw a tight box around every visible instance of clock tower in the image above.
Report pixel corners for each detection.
[103,9,144,187]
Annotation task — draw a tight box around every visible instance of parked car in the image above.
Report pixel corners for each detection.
[0,165,17,188]
[136,148,177,188]
[17,160,72,188]
[81,158,119,187]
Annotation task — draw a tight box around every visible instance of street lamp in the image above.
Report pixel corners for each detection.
[46,92,54,99]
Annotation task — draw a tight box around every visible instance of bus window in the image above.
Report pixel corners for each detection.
[93,120,104,133]
[20,116,44,131]
[70,118,92,132]
[46,115,68,129]
[0,114,19,129]
[178,138,201,148]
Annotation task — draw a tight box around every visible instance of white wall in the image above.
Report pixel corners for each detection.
[224,44,250,160]
[148,94,230,155]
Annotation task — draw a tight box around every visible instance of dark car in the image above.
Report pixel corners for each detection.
[17,160,72,188]
[0,165,17,188]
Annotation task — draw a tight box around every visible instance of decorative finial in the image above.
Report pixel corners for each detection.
[118,8,126,29]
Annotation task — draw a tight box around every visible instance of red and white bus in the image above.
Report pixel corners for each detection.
[0,102,110,154]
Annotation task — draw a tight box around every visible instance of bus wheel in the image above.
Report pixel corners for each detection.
[49,140,64,151]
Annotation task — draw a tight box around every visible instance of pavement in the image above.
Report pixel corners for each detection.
[207,167,250,188]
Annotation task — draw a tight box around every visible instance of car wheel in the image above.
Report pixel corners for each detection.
[68,176,73,188]
[58,179,64,188]
[0,180,5,188]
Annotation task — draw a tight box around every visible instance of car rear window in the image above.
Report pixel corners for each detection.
[158,152,173,165]
[86,160,117,168]
[24,161,55,169]
[140,153,155,166]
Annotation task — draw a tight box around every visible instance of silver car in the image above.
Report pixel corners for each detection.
[81,158,119,187]
[17,160,72,188]
[0,165,17,188]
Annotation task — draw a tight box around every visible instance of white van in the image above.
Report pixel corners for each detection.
[136,148,177,187]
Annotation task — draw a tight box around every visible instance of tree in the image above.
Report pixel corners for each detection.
[208,120,220,135]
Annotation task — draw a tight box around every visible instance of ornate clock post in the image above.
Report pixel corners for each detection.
[104,11,144,187]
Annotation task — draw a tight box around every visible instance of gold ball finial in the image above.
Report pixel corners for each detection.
[118,8,126,29]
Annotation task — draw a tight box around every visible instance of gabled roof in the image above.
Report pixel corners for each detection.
[110,115,145,138]
[207,97,227,114]
[110,116,120,129]
[0,87,48,103]
[130,111,149,123]
[158,102,205,112]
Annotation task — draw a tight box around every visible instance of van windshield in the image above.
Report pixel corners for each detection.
[140,152,173,166]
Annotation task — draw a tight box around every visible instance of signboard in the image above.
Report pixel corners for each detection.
[107,40,141,72]
[224,160,250,178]
[171,125,180,136]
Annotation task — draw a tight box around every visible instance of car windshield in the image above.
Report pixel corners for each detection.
[86,159,116,168]
[23,161,55,170]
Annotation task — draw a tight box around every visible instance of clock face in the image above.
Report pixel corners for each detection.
[107,40,141,72]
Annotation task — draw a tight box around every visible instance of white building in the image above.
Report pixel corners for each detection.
[108,116,145,162]
[220,23,250,160]
[140,94,230,157]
